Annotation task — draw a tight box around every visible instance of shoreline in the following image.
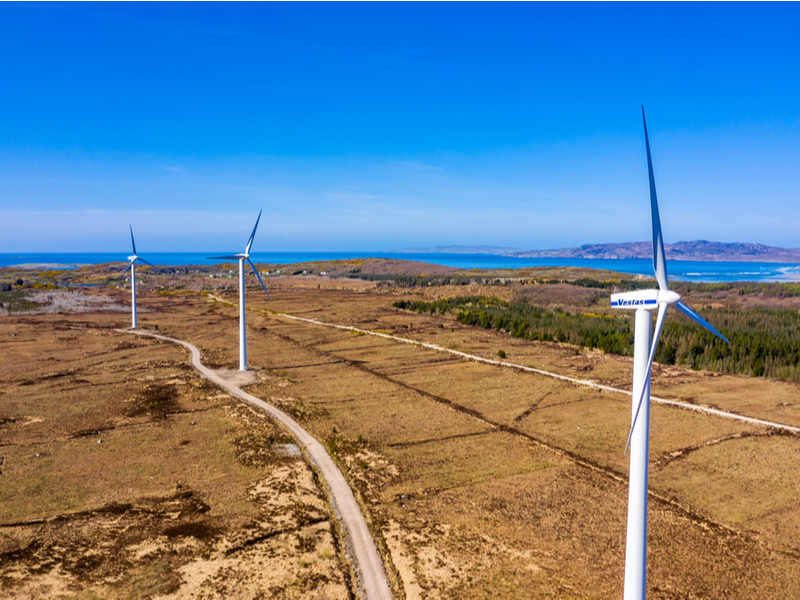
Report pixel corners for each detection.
[2,253,800,283]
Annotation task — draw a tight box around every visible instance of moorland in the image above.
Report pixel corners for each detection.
[3,258,800,598]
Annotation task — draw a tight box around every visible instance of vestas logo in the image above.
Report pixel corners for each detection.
[611,299,657,307]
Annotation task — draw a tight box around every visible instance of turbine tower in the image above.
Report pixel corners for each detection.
[124,226,153,329]
[612,108,729,599]
[209,210,270,371]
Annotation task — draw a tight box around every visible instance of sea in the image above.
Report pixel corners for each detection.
[1,252,799,284]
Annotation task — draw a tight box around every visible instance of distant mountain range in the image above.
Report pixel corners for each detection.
[398,241,800,263]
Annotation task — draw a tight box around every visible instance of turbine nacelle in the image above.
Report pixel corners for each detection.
[208,211,269,299]
[610,289,680,310]
[124,227,153,273]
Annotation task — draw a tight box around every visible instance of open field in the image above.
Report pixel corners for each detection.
[4,266,800,597]
[0,309,353,599]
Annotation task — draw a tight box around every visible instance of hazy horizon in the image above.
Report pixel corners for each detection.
[5,238,800,257]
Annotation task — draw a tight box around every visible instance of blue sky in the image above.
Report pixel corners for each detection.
[1,3,799,252]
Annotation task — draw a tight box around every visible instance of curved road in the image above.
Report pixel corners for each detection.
[123,329,393,600]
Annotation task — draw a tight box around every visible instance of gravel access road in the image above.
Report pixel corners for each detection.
[124,329,393,600]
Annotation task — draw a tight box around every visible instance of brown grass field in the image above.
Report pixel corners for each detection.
[3,265,800,598]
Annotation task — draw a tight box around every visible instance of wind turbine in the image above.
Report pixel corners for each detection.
[209,210,270,371]
[124,226,154,329]
[611,108,729,599]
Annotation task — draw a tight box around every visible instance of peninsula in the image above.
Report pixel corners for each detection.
[399,240,800,262]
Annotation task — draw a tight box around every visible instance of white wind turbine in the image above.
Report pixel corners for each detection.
[612,108,729,599]
[209,210,270,371]
[124,226,153,329]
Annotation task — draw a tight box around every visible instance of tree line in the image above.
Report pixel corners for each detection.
[360,274,659,289]
[393,296,800,381]
[362,271,800,298]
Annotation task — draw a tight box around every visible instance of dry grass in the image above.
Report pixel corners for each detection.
[0,312,352,598]
[5,275,800,597]
[228,282,800,597]
[654,433,800,534]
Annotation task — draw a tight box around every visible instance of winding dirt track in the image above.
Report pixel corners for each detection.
[124,329,393,600]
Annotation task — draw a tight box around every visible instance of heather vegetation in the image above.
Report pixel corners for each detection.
[6,267,800,595]
[0,288,44,313]
[394,295,800,381]
[0,288,126,316]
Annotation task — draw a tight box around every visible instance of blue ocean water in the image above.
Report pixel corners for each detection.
[1,252,799,283]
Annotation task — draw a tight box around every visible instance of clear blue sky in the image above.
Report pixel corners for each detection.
[1,3,799,252]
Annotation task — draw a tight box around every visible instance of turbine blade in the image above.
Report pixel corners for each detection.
[643,106,669,292]
[675,301,730,344]
[130,225,137,255]
[137,257,155,267]
[244,210,263,256]
[122,259,135,274]
[247,258,270,299]
[208,255,243,260]
[625,302,668,454]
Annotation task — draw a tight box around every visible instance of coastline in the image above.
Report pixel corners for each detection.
[2,252,800,283]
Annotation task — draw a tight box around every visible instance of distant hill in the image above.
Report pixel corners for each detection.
[396,241,800,263]
[511,241,800,262]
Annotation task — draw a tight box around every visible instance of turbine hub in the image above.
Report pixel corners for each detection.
[657,290,680,305]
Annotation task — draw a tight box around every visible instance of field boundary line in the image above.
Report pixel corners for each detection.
[251,306,800,435]
[120,328,392,600]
